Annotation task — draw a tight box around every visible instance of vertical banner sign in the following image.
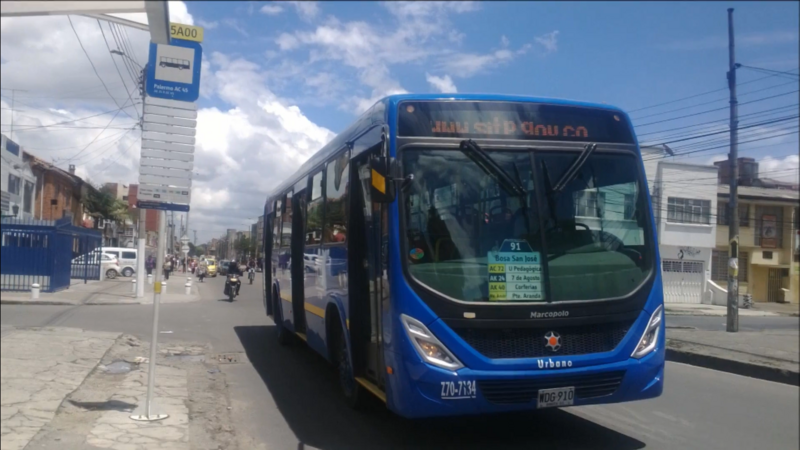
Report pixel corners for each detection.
[761,215,777,249]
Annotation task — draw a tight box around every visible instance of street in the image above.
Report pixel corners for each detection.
[667,315,800,332]
[2,276,798,450]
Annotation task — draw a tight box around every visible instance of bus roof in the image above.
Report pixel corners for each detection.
[265,94,629,206]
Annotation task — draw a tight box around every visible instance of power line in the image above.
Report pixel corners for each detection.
[626,68,800,113]
[0,105,137,131]
[11,128,132,152]
[738,65,800,80]
[97,19,141,123]
[70,127,139,164]
[637,103,799,138]
[635,89,799,128]
[631,79,798,120]
[640,114,798,147]
[67,16,137,122]
[108,22,141,87]
[644,129,799,161]
[97,135,141,172]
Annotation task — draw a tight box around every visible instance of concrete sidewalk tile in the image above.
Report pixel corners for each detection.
[665,327,800,385]
[87,364,190,450]
[0,327,120,450]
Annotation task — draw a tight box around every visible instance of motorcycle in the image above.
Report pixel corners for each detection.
[224,274,241,302]
[248,268,255,285]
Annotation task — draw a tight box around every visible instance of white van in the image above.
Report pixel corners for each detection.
[101,247,138,277]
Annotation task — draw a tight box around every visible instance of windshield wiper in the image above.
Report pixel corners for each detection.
[552,143,597,193]
[459,140,525,196]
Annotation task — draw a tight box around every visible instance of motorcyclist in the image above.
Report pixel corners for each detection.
[226,259,243,296]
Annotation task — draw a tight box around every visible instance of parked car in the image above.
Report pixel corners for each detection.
[101,247,138,277]
[101,254,122,279]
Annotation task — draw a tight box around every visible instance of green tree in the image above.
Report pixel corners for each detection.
[85,189,129,224]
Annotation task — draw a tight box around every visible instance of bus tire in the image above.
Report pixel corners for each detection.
[333,318,368,410]
[274,290,292,346]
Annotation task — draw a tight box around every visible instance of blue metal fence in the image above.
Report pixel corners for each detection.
[1,217,102,292]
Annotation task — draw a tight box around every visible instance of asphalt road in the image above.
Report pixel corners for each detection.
[2,276,798,450]
[666,314,799,331]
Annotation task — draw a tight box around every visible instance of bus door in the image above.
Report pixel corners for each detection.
[350,151,387,389]
[291,189,308,334]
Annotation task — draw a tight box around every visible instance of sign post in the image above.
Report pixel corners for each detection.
[131,24,202,422]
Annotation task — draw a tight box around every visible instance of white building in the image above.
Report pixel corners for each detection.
[643,146,719,304]
[1,134,37,220]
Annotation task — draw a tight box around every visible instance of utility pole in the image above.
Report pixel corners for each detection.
[136,68,147,298]
[726,7,740,333]
[193,229,197,244]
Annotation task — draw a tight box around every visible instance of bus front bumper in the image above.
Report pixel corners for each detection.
[385,350,664,419]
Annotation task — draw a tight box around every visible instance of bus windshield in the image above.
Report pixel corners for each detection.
[401,147,653,303]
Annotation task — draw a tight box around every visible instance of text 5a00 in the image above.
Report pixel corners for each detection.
[441,380,477,399]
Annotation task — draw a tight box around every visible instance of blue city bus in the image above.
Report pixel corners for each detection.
[261,94,664,418]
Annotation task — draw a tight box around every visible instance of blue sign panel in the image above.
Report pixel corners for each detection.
[145,38,202,102]
[137,201,190,212]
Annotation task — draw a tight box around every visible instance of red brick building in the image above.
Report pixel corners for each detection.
[26,155,95,227]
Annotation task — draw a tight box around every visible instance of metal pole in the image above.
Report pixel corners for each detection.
[726,7,740,333]
[9,89,14,142]
[130,209,168,421]
[136,208,146,297]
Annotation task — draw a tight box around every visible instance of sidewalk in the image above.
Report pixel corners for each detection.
[1,278,201,306]
[665,303,782,317]
[666,327,800,386]
[2,328,236,450]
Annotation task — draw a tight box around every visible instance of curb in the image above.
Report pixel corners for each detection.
[0,300,76,306]
[666,346,800,387]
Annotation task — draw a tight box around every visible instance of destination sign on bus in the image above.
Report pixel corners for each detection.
[398,101,634,143]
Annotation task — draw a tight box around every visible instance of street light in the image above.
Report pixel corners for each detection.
[110,49,143,71]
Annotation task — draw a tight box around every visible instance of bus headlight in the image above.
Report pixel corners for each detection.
[631,305,663,359]
[401,314,463,371]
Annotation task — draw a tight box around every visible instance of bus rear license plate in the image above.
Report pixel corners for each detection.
[537,387,575,408]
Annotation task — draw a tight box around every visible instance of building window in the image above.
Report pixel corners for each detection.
[711,249,748,282]
[23,181,34,213]
[8,174,20,195]
[667,197,710,224]
[754,205,783,248]
[574,191,606,217]
[717,202,749,227]
[623,193,635,219]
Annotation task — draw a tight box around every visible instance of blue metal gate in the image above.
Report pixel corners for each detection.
[1,217,102,292]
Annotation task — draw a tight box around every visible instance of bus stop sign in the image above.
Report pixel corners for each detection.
[146,38,202,102]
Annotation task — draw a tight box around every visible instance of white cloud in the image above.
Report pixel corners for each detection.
[0,4,340,243]
[534,30,559,54]
[440,48,517,78]
[757,155,799,183]
[288,1,320,21]
[276,33,300,50]
[426,73,458,93]
[259,4,284,15]
[221,18,249,37]
[196,19,219,29]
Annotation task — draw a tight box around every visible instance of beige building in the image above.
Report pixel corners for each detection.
[711,159,799,304]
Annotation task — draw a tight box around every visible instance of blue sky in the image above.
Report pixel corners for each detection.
[189,1,798,161]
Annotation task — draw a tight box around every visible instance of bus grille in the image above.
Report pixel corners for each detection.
[452,321,632,359]
[478,371,626,404]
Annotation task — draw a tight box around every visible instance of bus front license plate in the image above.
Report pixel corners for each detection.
[537,387,575,408]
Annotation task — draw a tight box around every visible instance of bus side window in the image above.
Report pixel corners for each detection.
[323,151,350,243]
[273,199,282,247]
[307,171,324,245]
[281,192,292,247]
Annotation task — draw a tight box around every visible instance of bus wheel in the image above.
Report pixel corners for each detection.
[334,321,368,409]
[274,294,292,346]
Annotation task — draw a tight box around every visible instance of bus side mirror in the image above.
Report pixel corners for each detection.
[370,156,397,204]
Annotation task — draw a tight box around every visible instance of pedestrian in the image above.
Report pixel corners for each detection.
[146,255,155,276]
[164,255,172,280]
